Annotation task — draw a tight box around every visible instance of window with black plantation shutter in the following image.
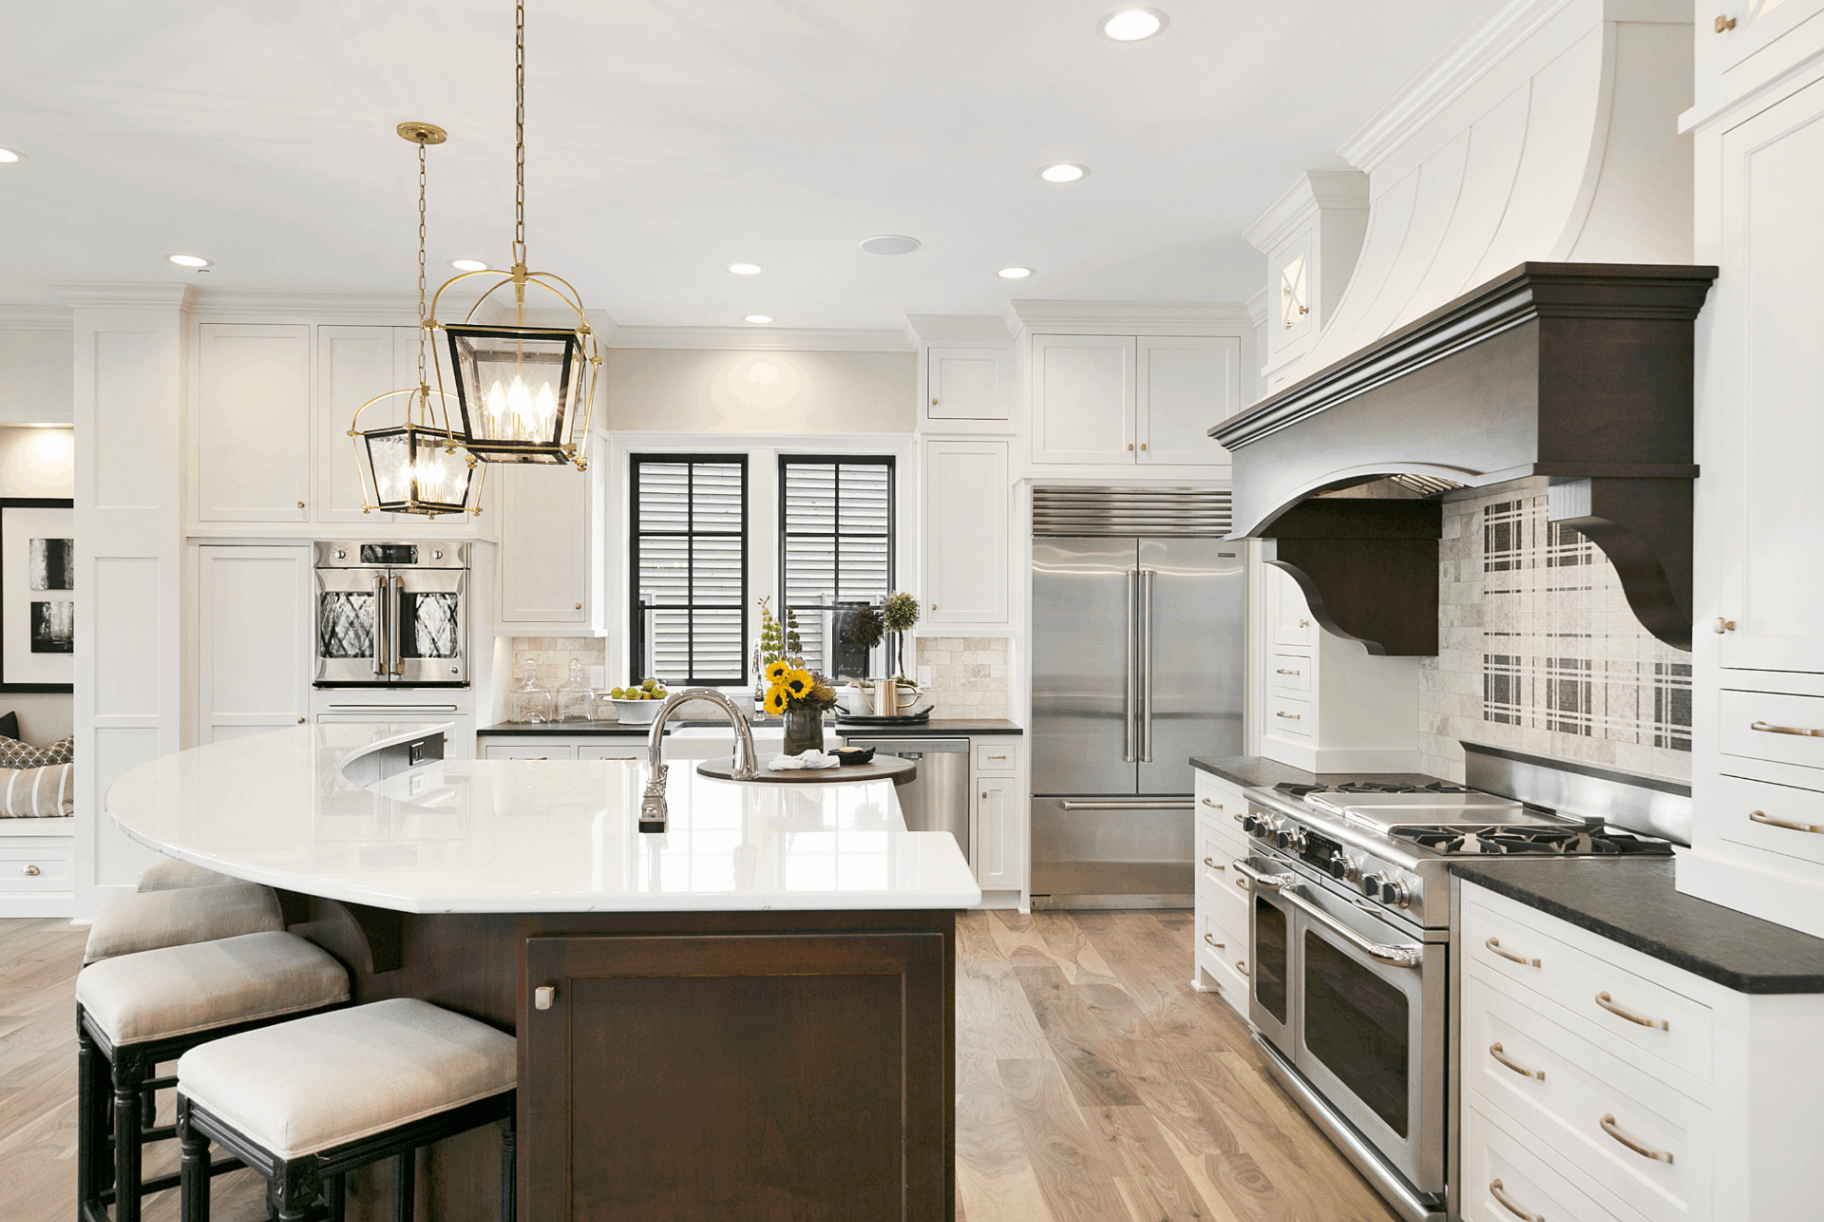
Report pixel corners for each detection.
[630,455,747,685]
[780,456,893,676]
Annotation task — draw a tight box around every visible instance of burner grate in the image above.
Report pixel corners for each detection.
[1402,827,1674,856]
[1273,780,1474,797]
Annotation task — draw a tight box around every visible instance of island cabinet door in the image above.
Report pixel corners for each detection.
[524,929,953,1221]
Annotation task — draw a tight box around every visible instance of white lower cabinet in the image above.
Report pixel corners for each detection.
[972,773,1019,891]
[1457,880,1824,1222]
[0,828,74,916]
[1191,769,1253,1016]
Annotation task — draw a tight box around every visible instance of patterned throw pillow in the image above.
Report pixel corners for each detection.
[0,736,73,769]
[0,763,73,818]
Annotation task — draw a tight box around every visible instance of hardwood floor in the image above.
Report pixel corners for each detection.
[0,910,1396,1222]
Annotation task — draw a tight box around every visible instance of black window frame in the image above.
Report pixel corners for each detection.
[629,452,749,686]
[777,453,896,620]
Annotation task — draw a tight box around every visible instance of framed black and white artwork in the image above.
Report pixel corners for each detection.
[0,498,75,692]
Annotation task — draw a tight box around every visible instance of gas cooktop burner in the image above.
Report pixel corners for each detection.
[1397,827,1675,856]
[1272,780,1473,797]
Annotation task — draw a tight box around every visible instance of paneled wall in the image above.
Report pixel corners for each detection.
[1419,490,1691,783]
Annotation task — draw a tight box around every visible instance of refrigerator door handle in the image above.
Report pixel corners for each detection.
[1124,568,1138,763]
[1140,568,1155,762]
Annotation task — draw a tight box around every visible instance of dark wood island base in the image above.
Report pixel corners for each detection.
[286,898,958,1222]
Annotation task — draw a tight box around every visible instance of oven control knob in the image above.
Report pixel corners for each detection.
[1243,813,1271,838]
[1365,871,1412,907]
[1275,825,1306,852]
[1328,852,1361,882]
[334,548,347,560]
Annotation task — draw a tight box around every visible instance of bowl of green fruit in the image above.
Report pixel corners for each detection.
[609,679,669,724]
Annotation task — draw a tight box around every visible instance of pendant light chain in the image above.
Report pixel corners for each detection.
[513,0,527,269]
[416,135,429,402]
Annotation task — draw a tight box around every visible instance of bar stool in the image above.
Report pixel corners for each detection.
[176,998,518,1222]
[76,904,349,1222]
[137,857,239,892]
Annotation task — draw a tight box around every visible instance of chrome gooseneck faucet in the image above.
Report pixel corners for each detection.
[639,687,759,833]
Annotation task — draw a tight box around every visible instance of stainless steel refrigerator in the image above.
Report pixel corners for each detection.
[1029,488,1244,908]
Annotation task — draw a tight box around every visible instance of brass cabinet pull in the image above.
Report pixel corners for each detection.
[1751,719,1824,738]
[1600,1113,1674,1164]
[1201,797,1222,808]
[1488,1179,1543,1222]
[1715,14,1736,32]
[1232,811,1245,825]
[22,864,40,877]
[1489,1042,1545,1081]
[1595,991,1669,1030]
[1485,936,1540,967]
[1235,959,1247,976]
[1750,809,1824,835]
[1203,932,1224,949]
[1234,875,1248,890]
[1201,857,1225,870]
[1714,616,1736,633]
[1275,668,1301,675]
[1275,711,1301,720]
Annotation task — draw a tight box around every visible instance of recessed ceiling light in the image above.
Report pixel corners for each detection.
[859,235,921,256]
[998,267,1034,279]
[1099,8,1169,41]
[1039,163,1088,184]
[449,258,488,272]
[167,254,211,268]
[727,262,763,275]
[0,148,23,164]
[744,314,775,325]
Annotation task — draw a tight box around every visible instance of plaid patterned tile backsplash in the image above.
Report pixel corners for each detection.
[1420,493,1691,783]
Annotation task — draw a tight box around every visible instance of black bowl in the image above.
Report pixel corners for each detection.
[835,746,876,767]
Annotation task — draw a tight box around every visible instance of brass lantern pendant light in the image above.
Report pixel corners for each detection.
[350,122,485,518]
[429,0,599,469]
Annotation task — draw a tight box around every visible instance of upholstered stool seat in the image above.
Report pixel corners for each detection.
[75,931,349,1222]
[138,857,239,892]
[177,999,518,1222]
[84,882,285,965]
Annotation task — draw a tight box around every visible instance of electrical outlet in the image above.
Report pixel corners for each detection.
[589,665,606,689]
[917,665,933,686]
[408,771,428,797]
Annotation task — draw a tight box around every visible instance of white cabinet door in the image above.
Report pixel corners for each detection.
[927,347,1009,422]
[497,458,590,629]
[922,440,1008,626]
[1716,77,1824,673]
[972,773,1022,890]
[1135,335,1237,466]
[197,545,312,744]
[317,326,403,524]
[1265,564,1317,646]
[1030,334,1135,464]
[198,324,311,522]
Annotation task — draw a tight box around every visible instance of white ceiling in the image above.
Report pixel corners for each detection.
[0,1,1500,330]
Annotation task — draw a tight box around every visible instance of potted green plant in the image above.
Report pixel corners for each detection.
[880,591,921,710]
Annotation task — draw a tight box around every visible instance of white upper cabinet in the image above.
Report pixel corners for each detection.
[197,545,312,744]
[1030,334,1134,464]
[926,347,1010,422]
[1135,336,1238,465]
[1714,76,1824,673]
[922,439,1008,625]
[197,324,311,522]
[1699,0,1824,108]
[496,439,600,632]
[316,326,415,524]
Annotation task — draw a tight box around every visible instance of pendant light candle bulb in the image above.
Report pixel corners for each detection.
[535,380,555,424]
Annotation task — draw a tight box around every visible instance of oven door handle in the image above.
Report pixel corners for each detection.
[1231,858,1298,891]
[1280,884,1425,969]
[371,575,388,677]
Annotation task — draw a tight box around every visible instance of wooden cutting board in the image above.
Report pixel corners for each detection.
[695,756,917,785]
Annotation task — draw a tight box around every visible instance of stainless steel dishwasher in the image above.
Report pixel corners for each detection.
[841,736,971,864]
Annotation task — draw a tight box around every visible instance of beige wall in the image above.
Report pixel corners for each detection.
[0,425,75,742]
[603,348,916,434]
[0,328,73,421]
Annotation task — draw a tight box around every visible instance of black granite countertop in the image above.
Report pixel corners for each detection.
[479,718,1022,738]
[1451,857,1824,994]
[1189,755,1447,790]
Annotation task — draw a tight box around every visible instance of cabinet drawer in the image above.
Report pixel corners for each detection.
[1719,688,1824,770]
[971,740,1019,774]
[1195,801,1248,861]
[1462,1097,1643,1222]
[575,744,644,762]
[1267,650,1312,693]
[1463,893,1713,1085]
[1197,853,1250,931]
[0,840,73,892]
[481,743,577,760]
[1716,771,1824,866]
[1195,819,1234,891]
[1464,974,1708,1222]
[1265,692,1313,740]
[1193,774,1248,832]
[1195,900,1250,1006]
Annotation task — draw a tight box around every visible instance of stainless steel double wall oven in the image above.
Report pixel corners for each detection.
[313,542,470,687]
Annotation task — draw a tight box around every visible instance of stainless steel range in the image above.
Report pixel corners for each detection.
[1232,755,1679,1222]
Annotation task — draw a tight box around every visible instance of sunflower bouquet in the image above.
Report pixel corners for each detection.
[761,660,837,717]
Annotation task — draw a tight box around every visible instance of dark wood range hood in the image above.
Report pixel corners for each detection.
[1211,262,1717,654]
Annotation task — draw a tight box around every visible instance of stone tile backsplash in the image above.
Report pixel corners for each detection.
[511,637,608,692]
[915,637,1011,720]
[1419,492,1691,784]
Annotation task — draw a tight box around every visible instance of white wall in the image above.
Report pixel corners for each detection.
[0,425,75,742]
[604,348,916,434]
[0,325,73,422]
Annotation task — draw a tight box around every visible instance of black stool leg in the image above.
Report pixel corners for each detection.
[275,1157,321,1222]
[113,1049,148,1222]
[390,1151,414,1222]
[325,1172,347,1222]
[76,1018,111,1219]
[177,1096,210,1222]
[498,1103,517,1222]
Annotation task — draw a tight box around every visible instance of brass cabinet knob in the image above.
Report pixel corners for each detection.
[574,602,582,610]
[297,501,306,509]
[1715,14,1736,32]
[23,864,40,877]
[1715,617,1736,633]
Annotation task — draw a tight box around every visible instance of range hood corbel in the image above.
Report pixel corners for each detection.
[1214,263,1717,654]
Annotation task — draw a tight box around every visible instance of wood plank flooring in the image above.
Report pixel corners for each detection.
[0,910,1397,1221]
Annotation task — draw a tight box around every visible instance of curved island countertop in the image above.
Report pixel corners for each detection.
[105,722,980,913]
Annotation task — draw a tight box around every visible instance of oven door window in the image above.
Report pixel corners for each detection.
[1253,895,1290,1023]
[320,591,376,659]
[1302,930,1409,1137]
[398,591,460,659]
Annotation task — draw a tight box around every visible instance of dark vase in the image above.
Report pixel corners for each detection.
[782,705,825,756]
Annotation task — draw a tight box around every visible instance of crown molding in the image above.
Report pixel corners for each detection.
[1337,0,1575,173]
[1245,288,1269,329]
[603,326,912,353]
[0,305,72,330]
[1242,171,1369,256]
[903,314,1014,347]
[51,282,196,309]
[1006,299,1256,334]
[185,288,421,322]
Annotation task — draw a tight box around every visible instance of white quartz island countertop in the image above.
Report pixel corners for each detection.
[106,723,981,914]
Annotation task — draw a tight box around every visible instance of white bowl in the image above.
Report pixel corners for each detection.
[611,697,663,724]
